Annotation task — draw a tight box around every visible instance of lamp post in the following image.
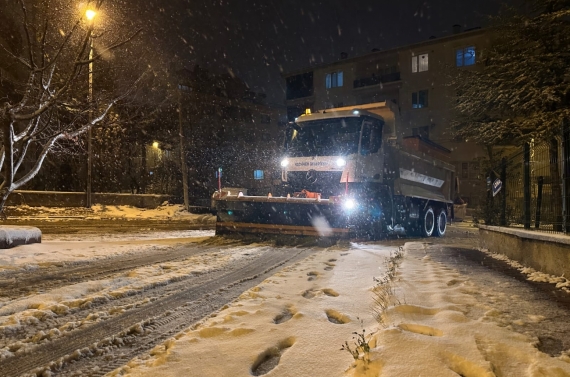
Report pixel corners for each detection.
[85,9,96,208]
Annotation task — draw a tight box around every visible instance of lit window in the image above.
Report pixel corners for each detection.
[412,53,429,72]
[412,90,429,108]
[325,71,344,88]
[456,46,476,67]
[254,170,264,180]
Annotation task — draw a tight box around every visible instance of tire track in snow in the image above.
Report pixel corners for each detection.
[0,245,316,377]
[0,248,243,350]
[0,242,224,300]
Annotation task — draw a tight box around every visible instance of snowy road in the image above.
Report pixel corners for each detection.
[0,242,213,300]
[1,228,570,376]
[0,235,317,377]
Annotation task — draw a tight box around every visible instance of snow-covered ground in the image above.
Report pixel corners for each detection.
[104,242,570,377]
[0,230,214,272]
[6,203,210,221]
[1,208,569,376]
[0,203,214,271]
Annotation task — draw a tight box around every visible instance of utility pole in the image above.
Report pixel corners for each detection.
[179,85,190,211]
[86,13,95,208]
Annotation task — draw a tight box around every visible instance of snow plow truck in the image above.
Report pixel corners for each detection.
[211,102,455,239]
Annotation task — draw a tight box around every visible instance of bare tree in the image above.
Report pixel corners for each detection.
[0,0,142,212]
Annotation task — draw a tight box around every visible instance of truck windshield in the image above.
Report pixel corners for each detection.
[285,118,362,157]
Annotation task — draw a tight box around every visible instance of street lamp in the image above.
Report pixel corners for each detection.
[85,9,96,21]
[86,8,96,208]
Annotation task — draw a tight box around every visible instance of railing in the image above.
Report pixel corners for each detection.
[484,140,567,234]
[353,72,401,89]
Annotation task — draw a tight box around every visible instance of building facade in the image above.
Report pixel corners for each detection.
[284,27,492,206]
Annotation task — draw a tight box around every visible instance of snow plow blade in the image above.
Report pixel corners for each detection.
[212,192,352,239]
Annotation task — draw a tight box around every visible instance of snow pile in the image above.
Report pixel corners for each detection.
[480,248,570,293]
[6,204,215,222]
[0,226,41,248]
[108,242,570,377]
[88,204,207,220]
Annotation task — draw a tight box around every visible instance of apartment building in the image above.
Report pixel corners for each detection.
[284,26,492,206]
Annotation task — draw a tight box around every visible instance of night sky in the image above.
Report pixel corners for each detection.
[135,0,520,103]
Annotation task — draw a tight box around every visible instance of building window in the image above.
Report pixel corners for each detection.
[412,90,429,108]
[456,46,476,67]
[462,163,469,179]
[469,162,480,179]
[254,170,264,180]
[412,125,430,139]
[286,72,314,100]
[459,162,480,180]
[412,53,429,72]
[325,71,344,88]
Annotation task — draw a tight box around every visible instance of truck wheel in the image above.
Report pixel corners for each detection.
[421,207,435,237]
[434,209,447,237]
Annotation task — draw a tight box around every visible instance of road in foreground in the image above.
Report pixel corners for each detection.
[1,227,569,376]
[0,236,316,376]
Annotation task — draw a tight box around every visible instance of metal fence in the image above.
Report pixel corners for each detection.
[505,142,562,233]
[487,136,570,234]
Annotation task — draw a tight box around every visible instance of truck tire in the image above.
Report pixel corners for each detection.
[434,209,447,237]
[421,207,435,237]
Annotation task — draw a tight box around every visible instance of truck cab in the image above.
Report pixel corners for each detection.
[279,109,385,198]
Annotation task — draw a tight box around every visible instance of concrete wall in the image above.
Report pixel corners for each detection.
[479,225,570,278]
[6,190,172,209]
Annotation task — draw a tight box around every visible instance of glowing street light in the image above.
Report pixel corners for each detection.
[85,9,96,21]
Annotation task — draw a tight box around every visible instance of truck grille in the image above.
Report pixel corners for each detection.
[287,171,343,197]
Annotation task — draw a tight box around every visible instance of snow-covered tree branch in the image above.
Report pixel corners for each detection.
[447,0,570,230]
[448,0,570,148]
[0,0,143,212]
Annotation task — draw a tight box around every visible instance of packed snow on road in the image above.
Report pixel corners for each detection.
[0,214,569,376]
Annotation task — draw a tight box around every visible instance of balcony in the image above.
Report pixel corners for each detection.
[353,72,401,89]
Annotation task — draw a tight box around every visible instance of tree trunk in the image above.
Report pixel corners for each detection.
[140,141,147,194]
[0,191,9,218]
[0,112,14,215]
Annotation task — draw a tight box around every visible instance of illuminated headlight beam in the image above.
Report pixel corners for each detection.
[343,198,357,211]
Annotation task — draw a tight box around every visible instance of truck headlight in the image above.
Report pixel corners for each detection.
[336,158,346,167]
[280,158,289,167]
[343,198,357,211]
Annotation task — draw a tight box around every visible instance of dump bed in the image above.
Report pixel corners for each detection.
[387,139,455,204]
